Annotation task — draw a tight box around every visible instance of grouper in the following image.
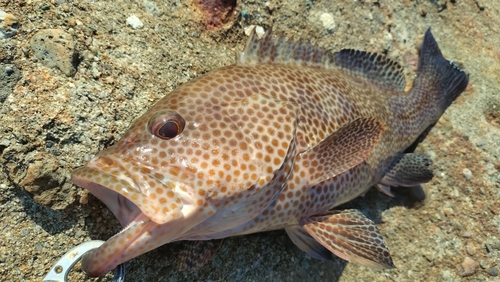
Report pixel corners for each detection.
[72,28,468,276]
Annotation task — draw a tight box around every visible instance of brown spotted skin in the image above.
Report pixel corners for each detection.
[73,29,467,276]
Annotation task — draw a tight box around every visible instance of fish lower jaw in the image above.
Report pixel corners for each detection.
[81,219,157,277]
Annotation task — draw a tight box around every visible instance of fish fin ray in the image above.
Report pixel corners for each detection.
[301,209,395,269]
[299,117,385,186]
[380,153,433,187]
[409,28,468,120]
[236,26,335,67]
[375,184,394,197]
[178,239,224,271]
[285,225,332,260]
[334,49,406,91]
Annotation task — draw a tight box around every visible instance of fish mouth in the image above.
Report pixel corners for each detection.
[72,171,144,227]
[72,156,216,277]
[72,165,154,276]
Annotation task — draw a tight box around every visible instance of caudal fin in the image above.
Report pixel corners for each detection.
[411,28,468,120]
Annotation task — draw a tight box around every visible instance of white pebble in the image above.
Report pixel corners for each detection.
[462,168,472,181]
[255,26,265,38]
[319,13,335,32]
[244,25,265,38]
[126,15,144,29]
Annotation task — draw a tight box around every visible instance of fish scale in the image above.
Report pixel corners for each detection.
[72,28,468,276]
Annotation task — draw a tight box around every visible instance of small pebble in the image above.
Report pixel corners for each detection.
[244,25,265,38]
[486,243,493,253]
[465,243,476,256]
[255,26,265,38]
[459,256,478,277]
[143,0,162,17]
[488,267,499,277]
[475,139,487,147]
[126,15,144,29]
[461,231,472,238]
[241,9,250,20]
[34,242,43,251]
[5,65,13,74]
[319,12,335,32]
[462,168,472,181]
[0,11,19,39]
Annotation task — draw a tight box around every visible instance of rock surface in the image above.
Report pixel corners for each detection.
[0,11,19,39]
[0,0,499,281]
[29,29,79,77]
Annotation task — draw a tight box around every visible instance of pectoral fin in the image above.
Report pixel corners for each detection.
[285,225,332,260]
[299,117,385,186]
[380,153,433,187]
[300,209,394,269]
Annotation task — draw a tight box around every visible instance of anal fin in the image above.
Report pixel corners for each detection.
[299,117,385,186]
[300,209,394,269]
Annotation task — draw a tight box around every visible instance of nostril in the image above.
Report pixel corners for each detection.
[124,133,138,144]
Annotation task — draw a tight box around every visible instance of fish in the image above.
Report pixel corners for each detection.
[72,27,468,277]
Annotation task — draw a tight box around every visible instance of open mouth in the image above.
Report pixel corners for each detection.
[72,165,158,276]
[71,158,217,277]
[72,166,145,228]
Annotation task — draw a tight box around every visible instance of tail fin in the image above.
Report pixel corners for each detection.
[411,28,468,120]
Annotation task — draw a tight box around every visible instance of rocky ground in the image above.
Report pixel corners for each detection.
[0,0,499,281]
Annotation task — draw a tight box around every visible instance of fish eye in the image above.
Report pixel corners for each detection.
[148,111,185,140]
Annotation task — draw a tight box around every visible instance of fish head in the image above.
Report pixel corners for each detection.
[72,71,299,276]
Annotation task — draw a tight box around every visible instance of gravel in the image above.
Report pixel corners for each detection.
[0,0,499,281]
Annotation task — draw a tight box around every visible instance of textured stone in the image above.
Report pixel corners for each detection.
[458,257,478,277]
[29,29,79,76]
[0,11,19,39]
[0,64,21,103]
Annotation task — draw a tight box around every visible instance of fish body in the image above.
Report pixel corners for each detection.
[73,28,468,276]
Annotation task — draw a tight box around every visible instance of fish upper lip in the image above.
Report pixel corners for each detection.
[72,166,144,228]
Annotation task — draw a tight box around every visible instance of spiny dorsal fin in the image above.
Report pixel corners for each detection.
[334,49,406,91]
[237,27,406,91]
[236,26,336,67]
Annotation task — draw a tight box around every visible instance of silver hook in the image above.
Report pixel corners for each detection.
[42,240,126,282]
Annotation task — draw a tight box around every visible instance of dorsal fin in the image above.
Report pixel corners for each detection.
[236,27,406,91]
[334,49,406,91]
[236,26,336,67]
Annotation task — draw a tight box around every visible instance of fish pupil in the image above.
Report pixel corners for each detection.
[158,121,180,139]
